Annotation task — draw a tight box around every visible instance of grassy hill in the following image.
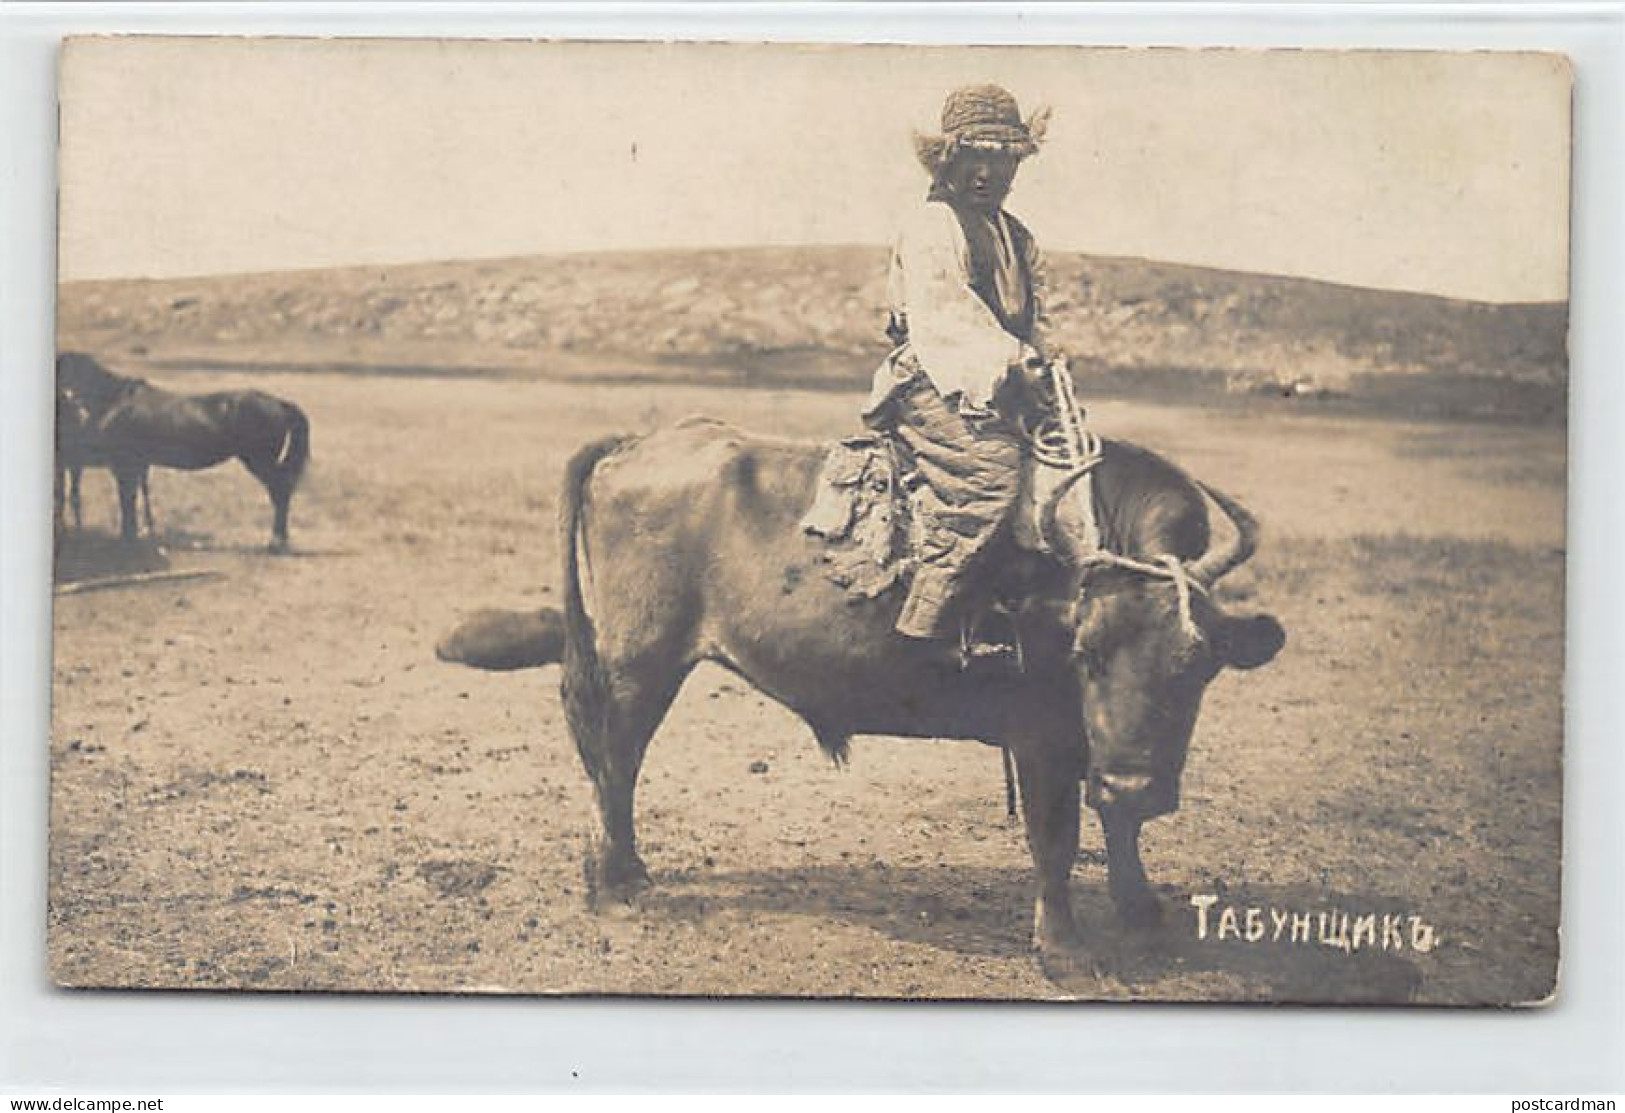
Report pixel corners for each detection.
[57,245,1568,421]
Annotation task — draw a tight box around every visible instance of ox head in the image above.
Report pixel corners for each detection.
[1058,484,1285,820]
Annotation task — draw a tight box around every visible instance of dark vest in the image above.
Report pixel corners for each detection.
[951,204,1038,341]
[887,200,1038,348]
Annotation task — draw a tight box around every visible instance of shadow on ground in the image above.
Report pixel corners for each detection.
[53,531,171,584]
[645,864,1424,1003]
[154,526,357,559]
[54,528,354,585]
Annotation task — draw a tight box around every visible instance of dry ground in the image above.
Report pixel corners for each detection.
[48,370,1565,1003]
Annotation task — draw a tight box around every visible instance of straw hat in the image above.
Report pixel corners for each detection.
[913,84,1051,172]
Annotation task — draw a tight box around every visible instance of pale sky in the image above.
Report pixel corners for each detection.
[58,38,1572,302]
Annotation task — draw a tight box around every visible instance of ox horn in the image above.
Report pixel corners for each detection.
[1039,466,1097,568]
[1186,481,1259,588]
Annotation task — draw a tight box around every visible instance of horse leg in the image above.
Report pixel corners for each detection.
[139,469,155,538]
[1099,808,1163,928]
[70,465,84,531]
[54,466,65,535]
[269,483,291,553]
[243,457,292,552]
[1011,739,1087,958]
[571,662,691,906]
[113,467,143,543]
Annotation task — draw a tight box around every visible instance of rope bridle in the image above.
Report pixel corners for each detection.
[1076,551,1207,642]
[1025,355,1107,559]
[1020,358,1211,643]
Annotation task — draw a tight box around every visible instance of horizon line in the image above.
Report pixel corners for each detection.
[57,242,1571,310]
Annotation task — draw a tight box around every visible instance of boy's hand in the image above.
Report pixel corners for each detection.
[1009,355,1051,393]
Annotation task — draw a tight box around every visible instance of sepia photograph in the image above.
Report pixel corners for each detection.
[49,37,1571,1004]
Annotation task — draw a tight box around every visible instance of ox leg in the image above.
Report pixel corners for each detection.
[575,667,688,906]
[54,467,65,535]
[1013,743,1086,956]
[1100,809,1163,928]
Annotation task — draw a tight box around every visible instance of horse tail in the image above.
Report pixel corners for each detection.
[559,435,632,752]
[275,403,311,489]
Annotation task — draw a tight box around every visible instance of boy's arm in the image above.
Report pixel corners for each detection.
[898,205,1026,410]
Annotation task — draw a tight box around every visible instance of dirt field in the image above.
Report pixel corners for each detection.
[47,369,1566,1003]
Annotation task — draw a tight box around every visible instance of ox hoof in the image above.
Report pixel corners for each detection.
[583,845,652,910]
[1112,889,1165,930]
[268,538,290,555]
[1035,940,1104,985]
[1032,911,1089,967]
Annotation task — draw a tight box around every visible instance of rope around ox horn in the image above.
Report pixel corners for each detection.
[1020,362,1204,642]
[1076,550,1207,643]
[1033,424,1105,560]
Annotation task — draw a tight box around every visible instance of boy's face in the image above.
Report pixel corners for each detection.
[942,148,1021,212]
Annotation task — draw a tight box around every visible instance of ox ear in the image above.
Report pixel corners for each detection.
[1214,613,1285,671]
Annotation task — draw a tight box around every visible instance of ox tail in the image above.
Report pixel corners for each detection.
[435,607,565,670]
[559,436,633,750]
[275,403,311,490]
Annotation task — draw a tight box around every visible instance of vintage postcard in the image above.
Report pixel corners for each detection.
[50,38,1570,1003]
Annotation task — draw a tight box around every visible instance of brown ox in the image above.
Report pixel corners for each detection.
[439,418,1284,966]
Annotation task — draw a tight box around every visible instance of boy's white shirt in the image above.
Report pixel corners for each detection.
[885,200,1045,412]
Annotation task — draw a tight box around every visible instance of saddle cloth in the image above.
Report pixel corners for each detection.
[799,434,1093,600]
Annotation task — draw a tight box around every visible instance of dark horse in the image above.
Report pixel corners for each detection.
[440,419,1284,972]
[55,373,152,537]
[56,353,310,551]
